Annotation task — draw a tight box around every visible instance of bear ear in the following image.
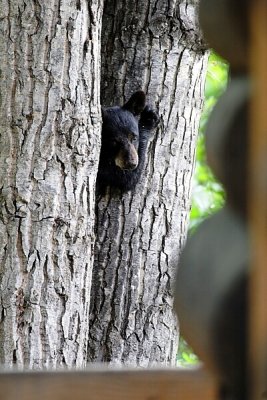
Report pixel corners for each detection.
[122,91,146,116]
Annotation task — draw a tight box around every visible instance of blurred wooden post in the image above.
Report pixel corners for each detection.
[249,0,267,399]
[0,368,217,400]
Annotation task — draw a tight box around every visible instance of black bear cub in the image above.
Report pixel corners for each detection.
[97,91,159,193]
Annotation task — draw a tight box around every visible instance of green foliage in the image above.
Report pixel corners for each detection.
[190,52,228,232]
[177,52,229,367]
[176,338,199,367]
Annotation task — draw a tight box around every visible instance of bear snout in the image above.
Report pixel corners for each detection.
[115,146,139,171]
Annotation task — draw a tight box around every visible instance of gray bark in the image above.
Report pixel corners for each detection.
[0,0,102,368]
[88,0,208,365]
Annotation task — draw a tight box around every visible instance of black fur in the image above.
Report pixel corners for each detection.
[97,91,159,193]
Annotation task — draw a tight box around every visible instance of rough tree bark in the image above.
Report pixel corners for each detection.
[0,0,102,368]
[88,0,209,365]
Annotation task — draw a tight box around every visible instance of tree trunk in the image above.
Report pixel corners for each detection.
[0,0,102,368]
[88,0,208,365]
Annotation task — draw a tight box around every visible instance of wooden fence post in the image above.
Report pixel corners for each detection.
[249,1,267,399]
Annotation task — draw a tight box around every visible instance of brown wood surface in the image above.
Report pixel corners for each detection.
[0,368,217,400]
[249,0,267,399]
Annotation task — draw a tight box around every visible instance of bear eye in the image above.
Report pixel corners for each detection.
[128,132,137,142]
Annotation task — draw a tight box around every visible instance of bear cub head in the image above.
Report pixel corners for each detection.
[101,91,146,172]
[98,90,159,193]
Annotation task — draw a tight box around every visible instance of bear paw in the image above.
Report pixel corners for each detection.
[139,106,160,130]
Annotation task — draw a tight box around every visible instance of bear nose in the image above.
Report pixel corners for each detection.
[115,155,138,170]
[115,147,139,170]
[124,160,138,170]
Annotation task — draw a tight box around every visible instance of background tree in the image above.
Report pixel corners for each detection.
[88,0,209,365]
[0,0,102,368]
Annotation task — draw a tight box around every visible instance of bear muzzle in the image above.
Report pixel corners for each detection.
[115,146,139,171]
